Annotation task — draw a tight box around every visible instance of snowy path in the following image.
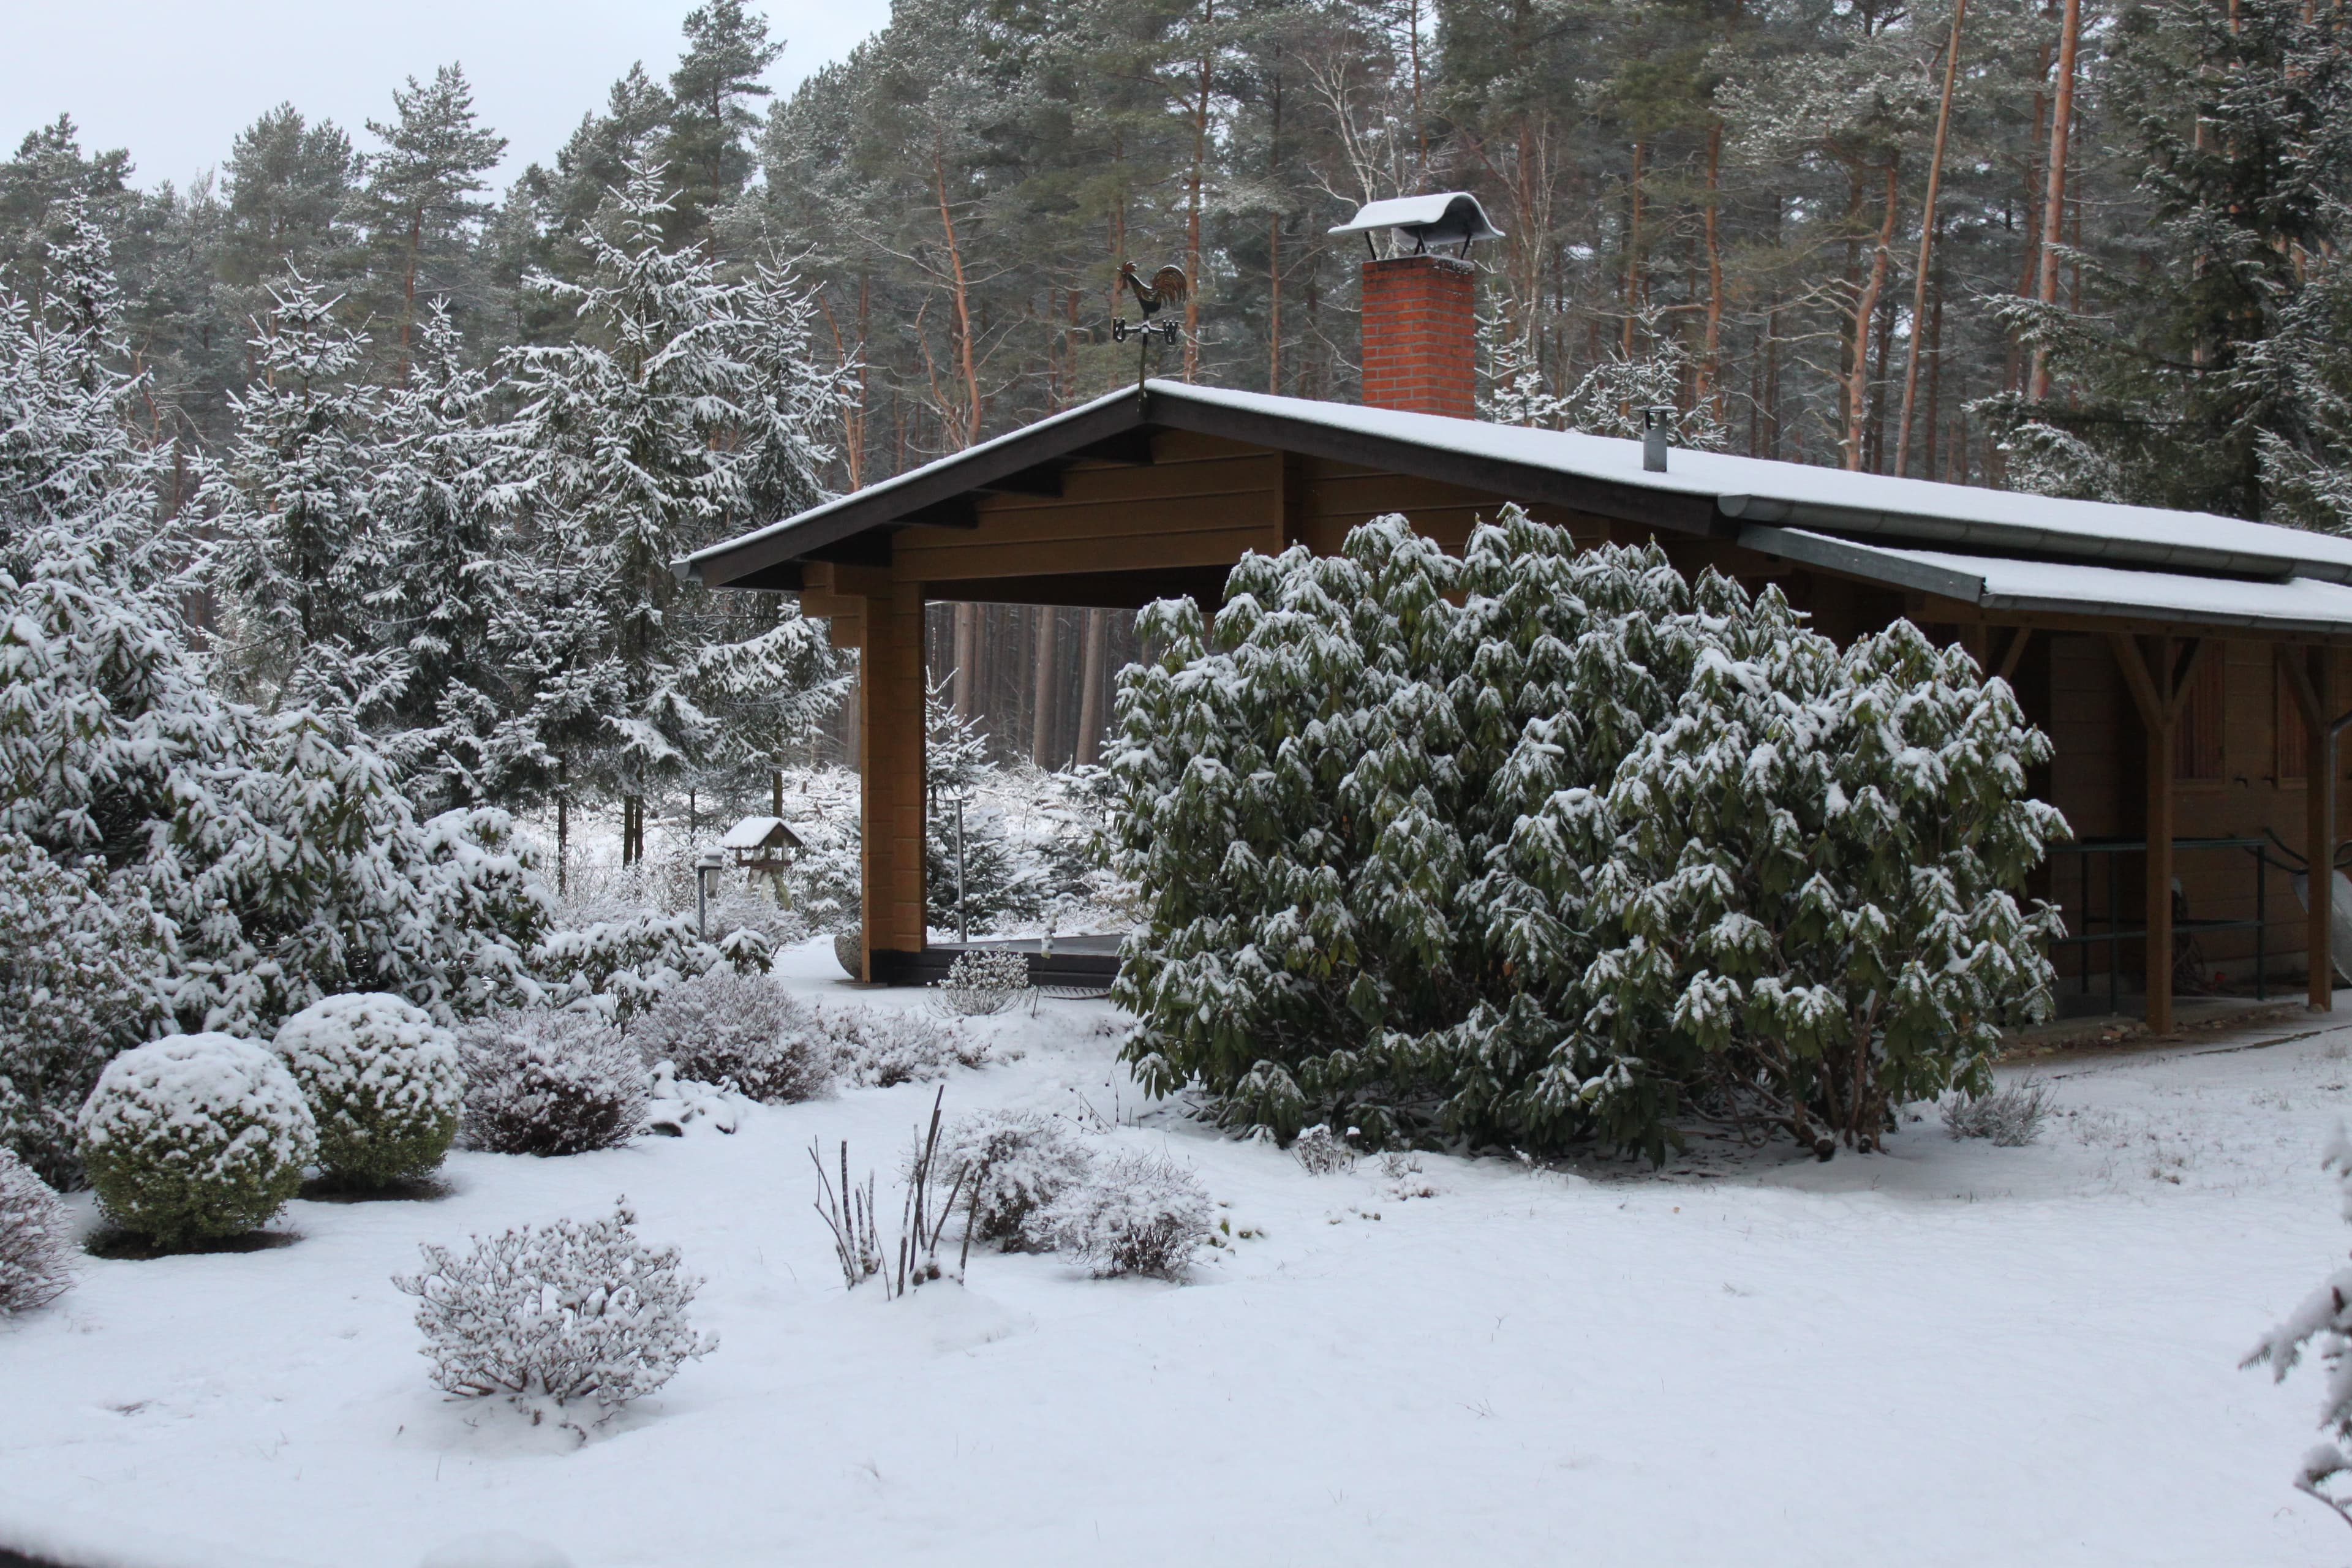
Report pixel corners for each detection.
[4,945,2349,1567]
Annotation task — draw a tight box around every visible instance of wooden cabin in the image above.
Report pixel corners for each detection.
[679,206,2352,1033]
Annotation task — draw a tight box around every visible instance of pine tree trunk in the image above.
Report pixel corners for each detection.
[2030,0,2082,401]
[1623,140,1645,356]
[1701,122,1726,420]
[1896,0,1966,476]
[1076,609,1108,767]
[932,145,984,446]
[1842,161,1902,471]
[556,794,570,897]
[953,603,978,723]
[1183,0,1213,382]
[1030,609,1058,767]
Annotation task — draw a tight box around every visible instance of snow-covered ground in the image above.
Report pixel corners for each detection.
[7,948,2352,1568]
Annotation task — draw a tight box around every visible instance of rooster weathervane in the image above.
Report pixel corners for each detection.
[1112,261,1189,387]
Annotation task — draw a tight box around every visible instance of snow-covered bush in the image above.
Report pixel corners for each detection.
[1109,510,2067,1160]
[394,1200,715,1423]
[934,948,1031,1017]
[0,833,164,1186]
[935,1109,1095,1246]
[530,912,767,1021]
[1291,1124,1357,1175]
[1942,1078,2056,1147]
[813,1004,990,1087]
[630,970,827,1104]
[2245,1126,2352,1528]
[0,1147,74,1313]
[76,1034,317,1247]
[457,1010,647,1156]
[272,994,464,1188]
[1030,1150,1212,1279]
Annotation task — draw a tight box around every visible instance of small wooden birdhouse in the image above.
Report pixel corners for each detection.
[719,815,804,878]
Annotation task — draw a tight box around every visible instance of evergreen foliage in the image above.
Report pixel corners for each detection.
[271,993,464,1188]
[77,1033,318,1248]
[1108,510,2065,1158]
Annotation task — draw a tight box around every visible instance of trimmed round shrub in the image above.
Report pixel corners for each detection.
[272,993,464,1188]
[1029,1150,1212,1280]
[631,971,828,1104]
[458,1009,647,1156]
[937,1109,1095,1246]
[77,1034,317,1247]
[1,1147,75,1313]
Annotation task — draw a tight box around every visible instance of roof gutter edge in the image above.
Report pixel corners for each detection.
[1721,493,2343,583]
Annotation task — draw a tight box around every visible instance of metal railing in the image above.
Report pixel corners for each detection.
[2046,835,2279,1014]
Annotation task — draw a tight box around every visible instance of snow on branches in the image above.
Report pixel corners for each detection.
[1107,506,2066,1160]
[2245,1125,2352,1531]
[395,1200,715,1430]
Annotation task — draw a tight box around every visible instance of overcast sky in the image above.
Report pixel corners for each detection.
[1,0,894,195]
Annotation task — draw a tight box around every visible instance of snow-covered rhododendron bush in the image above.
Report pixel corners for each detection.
[271,994,465,1189]
[75,1034,317,1248]
[1108,508,2067,1160]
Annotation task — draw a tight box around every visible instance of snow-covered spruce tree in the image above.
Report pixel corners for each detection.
[2245,1125,2352,1530]
[0,244,551,1062]
[77,1034,318,1248]
[505,162,839,864]
[200,270,390,710]
[369,301,535,810]
[1109,508,2064,1158]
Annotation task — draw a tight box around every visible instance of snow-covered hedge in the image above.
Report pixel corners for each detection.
[813,1005,989,1088]
[458,1010,647,1156]
[1109,510,2067,1159]
[394,1200,715,1424]
[1030,1150,1212,1279]
[76,1034,317,1246]
[0,1147,75,1313]
[936,1109,1094,1246]
[272,994,464,1188]
[630,971,827,1104]
[530,913,769,1021]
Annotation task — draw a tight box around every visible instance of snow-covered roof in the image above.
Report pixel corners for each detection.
[1328,192,1504,245]
[677,379,2352,635]
[1744,527,2352,636]
[1163,383,2352,583]
[718,816,802,851]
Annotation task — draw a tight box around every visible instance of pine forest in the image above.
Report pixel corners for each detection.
[4,0,2350,811]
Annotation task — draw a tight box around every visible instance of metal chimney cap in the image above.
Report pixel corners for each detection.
[1328,192,1505,251]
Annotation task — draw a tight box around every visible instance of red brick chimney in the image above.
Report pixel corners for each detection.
[1360,255,1477,420]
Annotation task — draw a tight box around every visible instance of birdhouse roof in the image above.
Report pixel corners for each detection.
[719,816,803,852]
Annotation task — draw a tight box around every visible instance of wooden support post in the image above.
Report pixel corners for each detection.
[2278,643,2336,1011]
[857,581,929,983]
[2111,635,2204,1034]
